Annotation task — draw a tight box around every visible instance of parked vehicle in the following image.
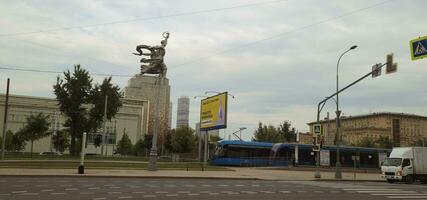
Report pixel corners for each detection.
[381,147,427,184]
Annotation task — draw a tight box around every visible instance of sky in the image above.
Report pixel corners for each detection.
[0,0,426,141]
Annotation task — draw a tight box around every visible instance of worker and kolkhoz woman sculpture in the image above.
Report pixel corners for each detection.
[133,32,170,77]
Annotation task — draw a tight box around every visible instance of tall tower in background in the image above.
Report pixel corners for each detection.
[176,96,190,128]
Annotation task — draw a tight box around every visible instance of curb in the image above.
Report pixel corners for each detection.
[0,174,261,180]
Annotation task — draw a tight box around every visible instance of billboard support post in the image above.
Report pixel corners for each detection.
[203,130,208,167]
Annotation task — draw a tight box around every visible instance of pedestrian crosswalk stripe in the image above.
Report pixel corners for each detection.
[357,191,416,193]
[344,189,400,191]
[387,196,427,199]
[371,194,425,196]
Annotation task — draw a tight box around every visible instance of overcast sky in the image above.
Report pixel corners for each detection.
[0,0,426,141]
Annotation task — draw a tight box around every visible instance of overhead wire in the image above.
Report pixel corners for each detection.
[0,0,288,38]
[0,0,396,76]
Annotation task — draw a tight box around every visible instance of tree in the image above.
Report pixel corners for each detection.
[4,130,26,152]
[54,64,92,156]
[133,139,147,156]
[87,77,123,133]
[115,131,133,155]
[278,121,297,142]
[253,122,282,143]
[93,134,102,153]
[376,136,393,149]
[52,130,70,153]
[357,137,376,148]
[170,126,196,153]
[54,65,122,156]
[19,113,51,157]
[210,134,222,143]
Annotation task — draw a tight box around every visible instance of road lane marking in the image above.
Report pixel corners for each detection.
[187,193,200,196]
[177,191,190,193]
[118,196,132,199]
[143,195,156,198]
[65,188,78,191]
[50,192,66,195]
[12,191,27,194]
[131,191,144,194]
[155,191,168,194]
[20,193,39,195]
[88,187,100,190]
[279,191,291,193]
[80,192,95,195]
[209,193,220,195]
[40,189,54,192]
[108,192,122,194]
[166,194,178,197]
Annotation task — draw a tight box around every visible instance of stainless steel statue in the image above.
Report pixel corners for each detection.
[133,32,170,77]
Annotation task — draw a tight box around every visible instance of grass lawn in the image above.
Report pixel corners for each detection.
[0,160,230,171]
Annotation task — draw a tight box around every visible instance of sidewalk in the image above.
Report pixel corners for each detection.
[0,167,383,182]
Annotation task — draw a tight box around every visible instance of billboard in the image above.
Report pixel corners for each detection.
[200,92,228,131]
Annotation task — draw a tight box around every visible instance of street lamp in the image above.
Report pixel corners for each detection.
[231,127,246,141]
[205,91,235,99]
[335,45,357,179]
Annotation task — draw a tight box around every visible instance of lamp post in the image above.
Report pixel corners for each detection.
[205,91,235,99]
[335,45,357,179]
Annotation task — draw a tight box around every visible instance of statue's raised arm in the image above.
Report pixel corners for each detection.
[134,32,170,77]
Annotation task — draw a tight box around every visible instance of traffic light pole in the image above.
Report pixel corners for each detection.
[315,62,388,179]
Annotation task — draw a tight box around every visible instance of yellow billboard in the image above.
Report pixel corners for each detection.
[200,92,228,131]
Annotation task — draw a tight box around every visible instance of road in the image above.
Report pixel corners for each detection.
[1,177,427,200]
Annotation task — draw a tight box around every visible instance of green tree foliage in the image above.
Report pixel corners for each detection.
[210,134,222,143]
[93,134,102,149]
[115,132,133,155]
[133,139,148,156]
[376,136,393,149]
[253,121,298,143]
[170,126,196,153]
[4,130,26,152]
[54,65,92,156]
[53,65,122,156]
[253,122,282,143]
[19,113,51,157]
[87,77,123,133]
[52,130,70,153]
[357,137,376,148]
[278,121,297,142]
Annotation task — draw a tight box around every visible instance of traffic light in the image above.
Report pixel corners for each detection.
[372,63,382,78]
[386,53,397,74]
[312,136,320,151]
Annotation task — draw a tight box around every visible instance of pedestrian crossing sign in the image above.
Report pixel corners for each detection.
[410,35,427,61]
[313,124,322,136]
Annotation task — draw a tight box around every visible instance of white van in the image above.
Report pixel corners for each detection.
[381,147,427,184]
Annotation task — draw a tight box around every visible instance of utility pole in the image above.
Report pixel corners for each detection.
[1,78,10,161]
[101,95,108,157]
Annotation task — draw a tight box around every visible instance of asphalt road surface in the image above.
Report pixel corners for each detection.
[1,177,427,200]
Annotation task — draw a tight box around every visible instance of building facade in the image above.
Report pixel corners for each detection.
[176,96,190,128]
[0,94,149,155]
[307,112,427,147]
[124,75,171,136]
